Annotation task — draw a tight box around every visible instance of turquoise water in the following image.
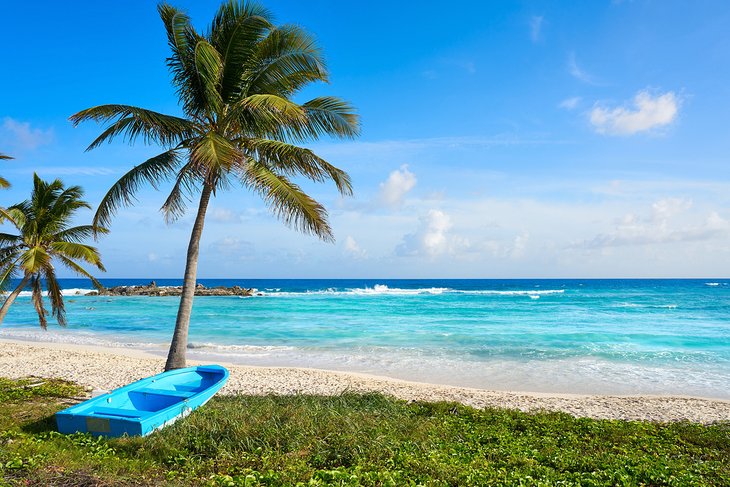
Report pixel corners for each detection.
[2,279,729,398]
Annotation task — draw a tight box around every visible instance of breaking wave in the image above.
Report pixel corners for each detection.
[259,284,565,297]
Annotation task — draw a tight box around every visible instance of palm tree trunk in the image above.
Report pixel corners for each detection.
[165,183,213,371]
[0,274,31,325]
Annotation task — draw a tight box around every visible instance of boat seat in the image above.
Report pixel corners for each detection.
[168,384,203,393]
[135,387,196,398]
[92,407,152,419]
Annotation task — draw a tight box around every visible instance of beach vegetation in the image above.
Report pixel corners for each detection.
[1,377,729,486]
[0,174,107,327]
[0,153,12,189]
[71,0,360,371]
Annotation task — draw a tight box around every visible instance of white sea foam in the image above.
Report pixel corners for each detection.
[11,288,96,297]
[0,328,164,350]
[187,342,295,353]
[461,289,564,296]
[258,285,565,298]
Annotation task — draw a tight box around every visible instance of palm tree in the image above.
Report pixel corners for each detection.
[0,174,107,328]
[0,153,12,188]
[71,1,360,370]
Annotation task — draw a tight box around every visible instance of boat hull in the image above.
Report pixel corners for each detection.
[56,365,229,437]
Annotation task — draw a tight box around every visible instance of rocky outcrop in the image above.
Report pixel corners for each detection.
[87,282,256,297]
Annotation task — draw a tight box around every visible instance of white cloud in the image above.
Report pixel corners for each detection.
[567,53,599,84]
[379,164,416,208]
[343,236,367,259]
[210,208,240,223]
[530,16,544,42]
[210,236,251,254]
[511,232,530,258]
[397,209,459,257]
[147,252,158,262]
[590,91,679,136]
[573,198,729,249]
[559,97,581,110]
[1,118,54,150]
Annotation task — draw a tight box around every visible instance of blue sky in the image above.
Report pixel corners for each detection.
[1,0,729,278]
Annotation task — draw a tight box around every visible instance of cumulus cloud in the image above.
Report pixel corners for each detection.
[559,97,581,110]
[1,118,54,150]
[530,16,544,42]
[590,91,679,135]
[397,209,462,257]
[343,236,367,259]
[379,165,416,208]
[573,198,729,249]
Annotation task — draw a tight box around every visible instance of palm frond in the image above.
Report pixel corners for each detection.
[224,93,306,137]
[161,162,201,223]
[43,268,66,327]
[240,162,333,241]
[301,97,360,139]
[0,177,9,189]
[70,105,197,150]
[158,4,209,117]
[30,276,48,330]
[193,39,224,115]
[241,138,352,195]
[0,153,13,160]
[56,254,103,289]
[22,246,53,274]
[93,149,182,228]
[244,25,327,97]
[210,1,273,102]
[49,242,105,271]
[190,132,241,177]
[0,233,22,246]
[0,251,22,291]
[53,225,109,243]
[0,208,21,227]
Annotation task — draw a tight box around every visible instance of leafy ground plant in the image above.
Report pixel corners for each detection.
[1,377,729,486]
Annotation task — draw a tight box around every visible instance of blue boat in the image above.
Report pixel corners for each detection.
[55,364,229,437]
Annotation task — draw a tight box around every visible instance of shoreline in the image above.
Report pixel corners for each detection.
[2,338,729,424]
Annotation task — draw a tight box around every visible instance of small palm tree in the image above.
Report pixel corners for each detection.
[0,174,107,328]
[71,1,360,370]
[0,153,12,188]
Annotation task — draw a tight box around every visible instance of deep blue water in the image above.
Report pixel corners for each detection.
[2,278,729,397]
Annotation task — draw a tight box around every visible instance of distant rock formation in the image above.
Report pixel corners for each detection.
[87,282,256,297]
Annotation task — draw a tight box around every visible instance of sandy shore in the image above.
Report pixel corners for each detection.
[1,339,729,424]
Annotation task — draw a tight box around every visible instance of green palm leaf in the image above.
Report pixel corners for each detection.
[30,276,48,330]
[94,149,183,228]
[70,105,197,150]
[241,162,332,240]
[242,138,352,195]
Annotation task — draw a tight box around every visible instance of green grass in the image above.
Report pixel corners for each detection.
[1,378,728,486]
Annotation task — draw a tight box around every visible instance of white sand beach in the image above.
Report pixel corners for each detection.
[2,338,728,424]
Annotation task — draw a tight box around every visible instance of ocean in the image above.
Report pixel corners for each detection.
[1,278,729,398]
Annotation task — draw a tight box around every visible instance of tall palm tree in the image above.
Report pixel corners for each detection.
[71,1,360,370]
[0,153,12,188]
[0,174,107,328]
